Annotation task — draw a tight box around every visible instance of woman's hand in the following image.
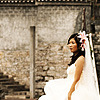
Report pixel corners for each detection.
[65,90,72,100]
[68,92,72,100]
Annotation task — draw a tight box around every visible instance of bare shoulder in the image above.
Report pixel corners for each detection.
[75,56,85,66]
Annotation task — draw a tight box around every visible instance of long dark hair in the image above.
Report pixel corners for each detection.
[68,33,85,66]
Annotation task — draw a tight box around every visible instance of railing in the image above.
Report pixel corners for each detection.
[0,0,91,4]
[0,0,35,4]
[36,0,90,2]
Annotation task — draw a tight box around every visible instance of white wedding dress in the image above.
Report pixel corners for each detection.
[39,37,100,100]
[39,63,99,100]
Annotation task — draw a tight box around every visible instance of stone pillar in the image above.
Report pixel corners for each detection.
[30,26,35,99]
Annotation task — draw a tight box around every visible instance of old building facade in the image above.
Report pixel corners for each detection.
[0,0,99,99]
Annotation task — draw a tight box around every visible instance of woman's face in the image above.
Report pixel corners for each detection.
[68,38,78,53]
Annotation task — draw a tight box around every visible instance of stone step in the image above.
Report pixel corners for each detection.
[0,81,19,85]
[4,91,31,99]
[0,72,3,76]
[9,91,30,95]
[0,72,30,99]
[5,85,25,90]
[7,91,30,99]
[0,78,14,82]
[8,88,29,93]
[5,95,26,99]
[0,75,8,78]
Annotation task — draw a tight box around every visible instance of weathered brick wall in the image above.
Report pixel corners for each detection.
[35,40,71,96]
[0,5,91,97]
[0,6,37,86]
[0,50,30,86]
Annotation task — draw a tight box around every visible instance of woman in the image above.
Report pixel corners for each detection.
[38,32,100,100]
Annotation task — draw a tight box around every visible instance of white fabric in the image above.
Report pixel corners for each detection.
[38,38,100,100]
[81,38,100,99]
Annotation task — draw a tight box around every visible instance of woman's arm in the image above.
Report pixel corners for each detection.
[68,56,85,100]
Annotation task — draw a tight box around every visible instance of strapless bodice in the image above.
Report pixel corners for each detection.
[67,63,84,86]
[67,64,76,78]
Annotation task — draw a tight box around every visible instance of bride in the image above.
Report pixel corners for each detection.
[38,31,100,100]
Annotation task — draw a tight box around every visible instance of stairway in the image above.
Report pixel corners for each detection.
[92,20,100,90]
[0,72,30,99]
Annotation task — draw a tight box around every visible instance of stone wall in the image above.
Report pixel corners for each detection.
[0,6,36,86]
[0,50,30,86]
[0,5,91,97]
[35,40,71,96]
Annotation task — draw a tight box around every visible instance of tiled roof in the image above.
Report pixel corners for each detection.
[37,0,90,2]
[0,0,90,4]
[0,0,34,3]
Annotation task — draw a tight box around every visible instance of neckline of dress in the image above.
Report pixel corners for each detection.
[71,63,75,66]
[69,63,76,68]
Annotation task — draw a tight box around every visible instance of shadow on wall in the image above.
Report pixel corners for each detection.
[74,8,91,33]
[74,11,82,33]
